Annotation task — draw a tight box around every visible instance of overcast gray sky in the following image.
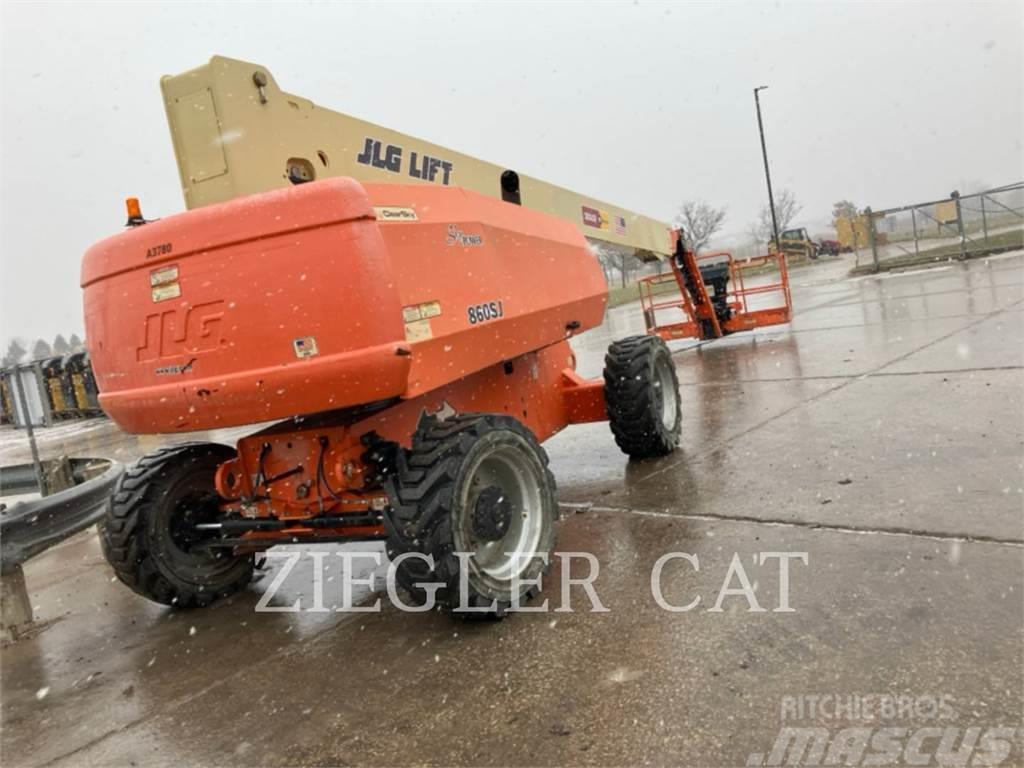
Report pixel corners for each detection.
[1,0,1021,348]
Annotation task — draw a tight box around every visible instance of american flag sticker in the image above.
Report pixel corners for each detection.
[292,336,319,359]
[614,215,627,235]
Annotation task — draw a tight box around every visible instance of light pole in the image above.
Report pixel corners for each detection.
[754,85,779,249]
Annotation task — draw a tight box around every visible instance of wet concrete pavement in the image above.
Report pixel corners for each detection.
[2,253,1023,767]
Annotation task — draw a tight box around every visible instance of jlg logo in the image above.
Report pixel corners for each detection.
[355,136,453,185]
[137,301,225,364]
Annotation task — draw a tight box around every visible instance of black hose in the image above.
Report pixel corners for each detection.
[316,436,344,502]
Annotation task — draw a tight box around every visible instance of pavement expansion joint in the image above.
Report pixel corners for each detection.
[683,364,1024,386]
[638,297,1024,486]
[558,502,1024,548]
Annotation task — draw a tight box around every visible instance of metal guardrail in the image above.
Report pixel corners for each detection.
[0,464,45,497]
[0,457,123,570]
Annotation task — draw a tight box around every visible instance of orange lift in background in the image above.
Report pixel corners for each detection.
[639,234,793,341]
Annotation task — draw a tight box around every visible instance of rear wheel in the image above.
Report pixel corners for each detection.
[100,443,253,608]
[383,414,557,617]
[604,335,682,458]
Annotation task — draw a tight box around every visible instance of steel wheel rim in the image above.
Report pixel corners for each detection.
[168,491,220,554]
[655,355,678,430]
[161,477,233,571]
[456,441,545,586]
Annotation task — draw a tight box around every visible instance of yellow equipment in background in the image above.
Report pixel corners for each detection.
[0,372,13,425]
[774,227,819,261]
[41,357,77,420]
[835,215,871,252]
[66,352,102,416]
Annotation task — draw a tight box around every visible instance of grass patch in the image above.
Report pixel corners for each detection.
[882,212,1021,245]
[850,228,1023,275]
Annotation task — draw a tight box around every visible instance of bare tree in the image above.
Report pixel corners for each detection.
[591,244,616,285]
[774,190,803,233]
[752,189,803,243]
[68,333,85,352]
[832,200,858,222]
[3,339,27,366]
[53,334,71,355]
[831,199,862,253]
[746,222,765,247]
[32,339,53,360]
[592,243,639,288]
[674,200,727,255]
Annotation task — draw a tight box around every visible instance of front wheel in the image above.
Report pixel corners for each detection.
[100,443,254,608]
[604,335,682,459]
[383,414,557,617]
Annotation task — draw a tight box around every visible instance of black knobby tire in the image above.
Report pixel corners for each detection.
[383,414,557,617]
[101,443,253,608]
[604,335,682,459]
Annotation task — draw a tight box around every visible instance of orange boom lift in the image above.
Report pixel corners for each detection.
[82,57,789,616]
[639,242,792,342]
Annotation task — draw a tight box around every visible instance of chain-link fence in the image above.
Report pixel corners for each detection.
[857,182,1023,271]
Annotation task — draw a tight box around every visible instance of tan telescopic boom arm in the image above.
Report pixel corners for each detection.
[161,56,672,261]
